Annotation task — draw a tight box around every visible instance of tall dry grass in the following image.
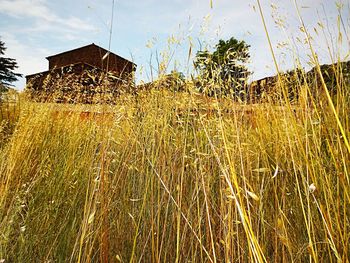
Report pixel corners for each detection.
[0,1,349,262]
[0,79,349,262]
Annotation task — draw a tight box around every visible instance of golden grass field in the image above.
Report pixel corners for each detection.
[0,76,349,262]
[0,1,349,261]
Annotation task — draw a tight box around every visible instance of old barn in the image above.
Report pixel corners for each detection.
[26,43,136,103]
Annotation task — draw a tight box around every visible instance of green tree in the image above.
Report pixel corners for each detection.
[194,37,250,98]
[0,39,22,90]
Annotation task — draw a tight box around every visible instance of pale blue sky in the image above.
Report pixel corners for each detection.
[0,0,349,90]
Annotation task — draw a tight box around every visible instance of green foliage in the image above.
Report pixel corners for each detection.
[0,38,22,90]
[194,37,250,98]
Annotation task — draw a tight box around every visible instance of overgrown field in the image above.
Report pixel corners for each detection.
[0,77,349,262]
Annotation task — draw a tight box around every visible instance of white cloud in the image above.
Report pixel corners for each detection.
[0,0,96,32]
[1,32,49,90]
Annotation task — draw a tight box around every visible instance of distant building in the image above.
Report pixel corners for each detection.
[248,61,350,104]
[26,43,136,103]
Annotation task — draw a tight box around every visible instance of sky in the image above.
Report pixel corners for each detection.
[0,0,349,90]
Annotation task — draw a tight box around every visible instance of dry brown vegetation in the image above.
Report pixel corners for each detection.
[0,74,349,262]
[0,1,349,262]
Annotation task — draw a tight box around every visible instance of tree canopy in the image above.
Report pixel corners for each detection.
[194,37,250,98]
[0,39,22,90]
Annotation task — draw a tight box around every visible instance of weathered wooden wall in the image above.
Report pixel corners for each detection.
[47,44,135,77]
